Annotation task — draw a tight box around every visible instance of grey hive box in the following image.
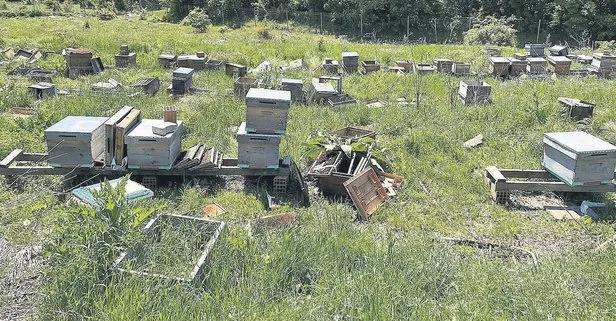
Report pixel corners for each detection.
[459,80,491,104]
[245,88,291,134]
[525,44,545,57]
[281,78,303,103]
[45,116,108,167]
[126,119,183,169]
[490,57,510,77]
[237,122,281,169]
[543,132,616,186]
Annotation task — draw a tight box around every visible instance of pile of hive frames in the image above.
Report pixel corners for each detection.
[509,57,526,77]
[104,106,142,166]
[63,48,103,79]
[115,44,137,68]
[126,118,184,169]
[45,116,108,167]
[459,80,491,104]
[28,82,56,99]
[281,78,303,103]
[158,54,177,68]
[322,58,339,74]
[174,144,223,170]
[589,52,616,77]
[237,88,291,169]
[547,56,571,75]
[177,52,207,70]
[168,67,194,95]
[433,58,453,73]
[452,62,471,75]
[342,52,359,73]
[132,77,160,96]
[527,57,547,74]
[558,97,595,121]
[234,77,258,97]
[490,57,510,77]
[361,60,380,74]
[525,44,545,57]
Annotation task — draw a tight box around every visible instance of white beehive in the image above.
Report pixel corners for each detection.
[126,119,183,169]
[245,88,291,134]
[45,116,107,167]
[237,122,281,169]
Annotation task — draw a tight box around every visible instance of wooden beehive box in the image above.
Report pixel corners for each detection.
[45,116,107,167]
[342,52,359,73]
[236,122,281,169]
[543,132,616,186]
[281,78,303,103]
[225,62,247,77]
[490,57,510,77]
[28,82,56,99]
[525,44,545,57]
[126,119,183,169]
[234,77,258,98]
[245,88,291,134]
[547,56,572,75]
[361,60,380,73]
[527,57,547,74]
[132,77,160,96]
[558,97,595,121]
[308,80,337,103]
[414,63,435,74]
[204,59,224,70]
[177,54,207,70]
[170,67,194,94]
[591,52,616,70]
[158,54,177,68]
[115,45,137,68]
[433,58,453,73]
[307,150,371,196]
[322,58,339,74]
[452,62,471,75]
[459,80,491,104]
[509,58,526,77]
[549,45,568,56]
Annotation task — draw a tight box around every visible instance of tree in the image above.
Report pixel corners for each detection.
[463,15,517,46]
[183,8,211,32]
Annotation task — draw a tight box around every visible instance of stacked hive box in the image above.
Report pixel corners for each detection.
[490,57,510,77]
[281,78,303,103]
[45,116,108,167]
[168,67,194,95]
[547,56,571,75]
[525,44,545,57]
[126,119,183,169]
[238,88,291,169]
[433,58,453,73]
[115,44,137,68]
[342,52,359,73]
[177,53,207,70]
[527,57,547,74]
[549,45,568,56]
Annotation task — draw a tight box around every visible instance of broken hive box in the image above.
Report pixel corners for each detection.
[558,97,595,121]
[45,116,107,167]
[158,54,177,68]
[112,214,224,284]
[433,58,453,73]
[245,88,291,134]
[234,77,258,98]
[547,56,571,75]
[543,131,616,186]
[361,60,380,74]
[236,122,281,169]
[126,119,184,169]
[489,57,510,77]
[396,60,412,72]
[330,126,376,142]
[281,78,303,104]
[104,106,134,166]
[307,150,371,196]
[458,80,491,104]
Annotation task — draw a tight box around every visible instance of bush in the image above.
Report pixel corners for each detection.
[182,8,211,33]
[0,1,7,10]
[258,28,272,40]
[463,16,517,47]
[97,1,116,20]
[44,0,61,12]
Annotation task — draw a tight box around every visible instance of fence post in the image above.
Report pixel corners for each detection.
[320,12,323,34]
[360,12,363,40]
[407,15,410,39]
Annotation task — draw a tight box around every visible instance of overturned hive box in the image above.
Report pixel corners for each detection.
[433,58,453,73]
[547,56,571,75]
[126,119,183,169]
[158,54,177,68]
[236,121,281,169]
[281,78,303,104]
[527,57,547,74]
[558,97,595,121]
[452,62,471,75]
[361,60,380,73]
[45,116,107,167]
[459,80,491,104]
[234,77,258,98]
[489,57,510,77]
[113,214,224,284]
[245,88,291,134]
[543,131,616,186]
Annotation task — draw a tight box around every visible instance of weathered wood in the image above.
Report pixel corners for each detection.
[0,149,23,167]
[114,109,141,162]
[485,166,506,182]
[105,106,133,166]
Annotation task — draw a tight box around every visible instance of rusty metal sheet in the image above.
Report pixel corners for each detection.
[343,167,388,219]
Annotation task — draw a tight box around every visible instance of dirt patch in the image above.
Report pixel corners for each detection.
[0,238,42,321]
[509,192,566,211]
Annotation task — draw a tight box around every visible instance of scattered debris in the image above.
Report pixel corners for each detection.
[279,59,306,72]
[396,97,409,105]
[330,126,376,142]
[344,167,388,219]
[71,178,154,207]
[9,107,36,119]
[174,143,223,170]
[463,134,484,149]
[249,60,272,74]
[443,237,538,267]
[396,60,412,72]
[594,234,616,253]
[255,212,297,229]
[92,78,122,91]
[201,202,226,217]
[558,97,595,121]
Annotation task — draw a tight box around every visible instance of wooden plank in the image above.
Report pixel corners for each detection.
[498,169,555,179]
[114,109,141,163]
[0,150,23,167]
[19,153,49,162]
[485,166,506,182]
[504,181,616,193]
[105,106,133,166]
[344,167,388,219]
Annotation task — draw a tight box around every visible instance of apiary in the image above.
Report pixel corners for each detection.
[322,58,339,74]
[281,78,303,103]
[115,44,137,68]
[342,52,359,73]
[452,62,471,75]
[509,58,527,76]
[547,56,572,75]
[458,80,491,104]
[527,57,547,74]
[158,54,177,68]
[236,122,281,169]
[525,43,545,57]
[543,131,616,186]
[45,116,107,167]
[125,119,184,169]
[245,88,291,134]
[177,54,207,70]
[490,57,510,77]
[433,58,453,73]
[234,77,258,98]
[361,60,380,73]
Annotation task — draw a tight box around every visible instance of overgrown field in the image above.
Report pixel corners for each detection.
[1,15,616,320]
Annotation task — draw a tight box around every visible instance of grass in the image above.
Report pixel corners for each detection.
[0,13,615,320]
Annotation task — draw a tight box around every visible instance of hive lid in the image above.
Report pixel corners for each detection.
[173,67,194,75]
[246,88,291,101]
[490,57,510,63]
[127,119,183,139]
[342,51,359,57]
[544,132,616,154]
[45,116,108,133]
[281,78,303,84]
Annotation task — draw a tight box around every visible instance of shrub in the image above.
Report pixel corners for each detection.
[182,8,211,33]
[62,0,73,13]
[257,28,272,40]
[463,16,517,47]
[44,0,61,12]
[0,1,7,10]
[97,1,116,20]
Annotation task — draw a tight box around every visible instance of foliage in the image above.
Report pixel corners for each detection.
[305,132,392,171]
[182,8,211,33]
[44,0,61,12]
[463,15,517,46]
[97,0,117,20]
[0,1,7,10]
[257,28,271,39]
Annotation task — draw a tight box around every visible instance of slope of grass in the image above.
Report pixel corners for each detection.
[0,15,615,320]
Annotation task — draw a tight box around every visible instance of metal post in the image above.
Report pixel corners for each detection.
[536,19,541,43]
[320,12,323,34]
[406,15,410,38]
[434,19,438,43]
[360,12,363,39]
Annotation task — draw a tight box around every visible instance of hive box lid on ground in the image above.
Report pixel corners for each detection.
[72,178,153,207]
[543,131,616,186]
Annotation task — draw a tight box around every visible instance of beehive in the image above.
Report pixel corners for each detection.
[177,54,207,70]
[509,58,526,77]
[245,88,291,134]
[490,57,510,77]
[45,116,107,167]
[28,82,56,99]
[234,77,258,98]
[543,132,616,186]
[125,119,184,169]
[527,57,547,74]
[115,45,136,68]
[158,54,177,68]
[525,44,545,57]
[459,80,491,104]
[237,122,281,169]
[396,60,412,72]
[322,58,339,74]
[591,52,616,70]
[433,58,453,73]
[452,62,471,75]
[547,56,571,75]
[361,60,380,73]
[281,78,303,103]
[342,52,359,73]
[170,67,194,94]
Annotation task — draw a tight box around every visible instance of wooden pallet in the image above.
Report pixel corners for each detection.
[485,166,616,204]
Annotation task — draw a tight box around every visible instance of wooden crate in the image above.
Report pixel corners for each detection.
[322,58,339,74]
[527,57,547,74]
[104,106,134,166]
[342,52,359,73]
[177,55,206,70]
[458,80,491,104]
[281,78,303,103]
[543,132,616,186]
[245,88,291,134]
[236,122,281,169]
[126,119,183,169]
[490,57,510,77]
[509,58,526,77]
[433,58,453,73]
[234,77,258,98]
[158,54,177,68]
[115,53,137,68]
[45,116,107,167]
[361,60,380,73]
[547,56,571,75]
